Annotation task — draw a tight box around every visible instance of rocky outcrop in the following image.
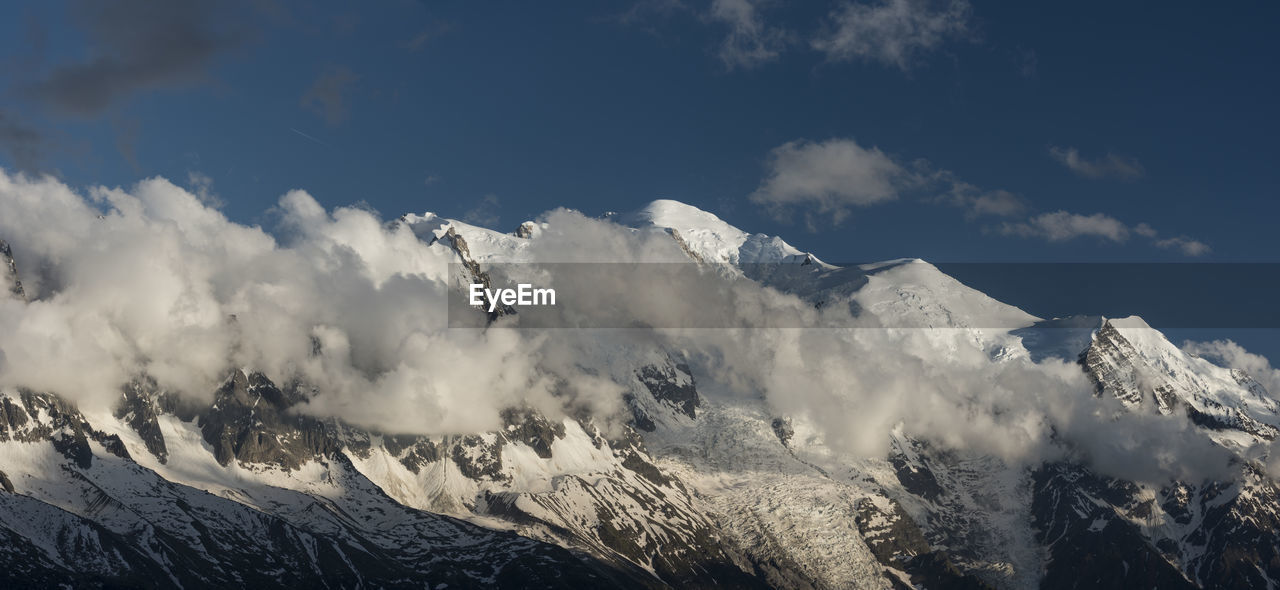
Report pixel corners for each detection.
[1032,463,1196,590]
[515,221,538,239]
[115,377,168,463]
[198,370,339,469]
[0,239,24,300]
[436,226,515,322]
[636,361,700,420]
[1080,321,1177,411]
[855,497,994,589]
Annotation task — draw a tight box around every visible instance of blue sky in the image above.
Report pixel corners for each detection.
[1,1,1278,347]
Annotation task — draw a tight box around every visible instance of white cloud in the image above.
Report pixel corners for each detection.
[748,139,1207,256]
[1155,235,1211,257]
[0,167,1245,483]
[1049,146,1145,180]
[1183,339,1280,397]
[0,169,567,435]
[749,138,907,223]
[708,0,788,69]
[811,0,972,70]
[1001,210,1131,242]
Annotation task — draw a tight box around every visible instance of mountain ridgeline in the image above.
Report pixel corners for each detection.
[1,200,1278,589]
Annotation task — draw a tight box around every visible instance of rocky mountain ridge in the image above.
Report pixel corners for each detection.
[1,200,1277,588]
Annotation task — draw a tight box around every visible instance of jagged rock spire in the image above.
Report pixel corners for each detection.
[0,239,25,300]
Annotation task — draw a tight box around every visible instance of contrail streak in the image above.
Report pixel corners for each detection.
[289,127,332,148]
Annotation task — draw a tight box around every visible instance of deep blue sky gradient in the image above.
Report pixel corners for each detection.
[2,0,1278,354]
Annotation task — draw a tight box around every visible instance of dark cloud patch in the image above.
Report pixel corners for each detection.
[0,110,47,171]
[301,66,361,126]
[26,0,244,116]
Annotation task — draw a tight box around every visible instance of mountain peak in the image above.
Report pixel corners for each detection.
[634,199,736,230]
[625,199,822,266]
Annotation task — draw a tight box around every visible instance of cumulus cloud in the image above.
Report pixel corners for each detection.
[1049,146,1145,180]
[750,138,908,223]
[746,136,1028,226]
[812,0,972,70]
[707,0,789,69]
[301,66,361,126]
[26,0,243,116]
[1133,222,1158,238]
[0,167,1246,483]
[0,169,576,434]
[1001,210,1131,243]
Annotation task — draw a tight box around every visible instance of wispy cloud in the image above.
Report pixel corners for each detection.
[462,194,502,228]
[707,0,789,69]
[748,138,1207,255]
[1049,146,1145,180]
[1155,235,1211,257]
[616,0,973,71]
[1001,211,1211,256]
[931,174,1027,218]
[811,0,973,70]
[301,65,361,126]
[1001,210,1131,242]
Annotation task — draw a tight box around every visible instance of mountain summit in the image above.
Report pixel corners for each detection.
[0,197,1277,589]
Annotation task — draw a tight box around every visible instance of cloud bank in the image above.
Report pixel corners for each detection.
[0,169,571,435]
[0,168,1255,484]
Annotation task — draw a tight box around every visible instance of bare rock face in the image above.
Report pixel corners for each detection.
[115,377,169,463]
[1031,463,1196,590]
[1080,321,1177,411]
[855,497,993,590]
[437,226,515,322]
[637,361,700,419]
[1,390,132,467]
[198,370,339,469]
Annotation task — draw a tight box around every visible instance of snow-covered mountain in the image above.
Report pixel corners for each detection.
[1,199,1278,589]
